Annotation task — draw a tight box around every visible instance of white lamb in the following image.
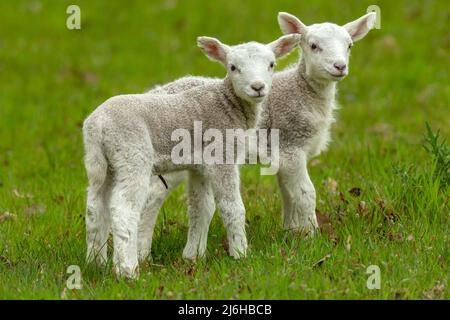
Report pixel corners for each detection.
[140,11,377,259]
[83,34,300,277]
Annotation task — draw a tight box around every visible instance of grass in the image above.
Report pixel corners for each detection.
[0,0,448,299]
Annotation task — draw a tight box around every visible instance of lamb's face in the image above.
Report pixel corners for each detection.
[277,11,376,83]
[226,43,275,104]
[197,34,301,104]
[301,23,353,81]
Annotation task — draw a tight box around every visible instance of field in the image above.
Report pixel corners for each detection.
[0,0,448,299]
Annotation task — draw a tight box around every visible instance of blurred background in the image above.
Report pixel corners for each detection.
[0,1,448,180]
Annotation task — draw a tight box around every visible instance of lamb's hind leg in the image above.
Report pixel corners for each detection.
[84,133,112,267]
[182,170,215,260]
[110,162,152,278]
[86,174,112,266]
[277,148,319,235]
[138,171,185,262]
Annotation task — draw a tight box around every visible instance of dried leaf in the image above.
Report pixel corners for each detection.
[375,198,387,210]
[316,209,331,225]
[155,285,164,297]
[316,209,339,242]
[358,201,369,216]
[186,266,196,277]
[349,187,361,197]
[375,198,398,222]
[221,236,229,253]
[385,208,397,222]
[423,282,445,299]
[388,231,403,241]
[394,288,407,300]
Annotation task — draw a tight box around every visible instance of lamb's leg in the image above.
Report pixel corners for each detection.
[86,174,111,266]
[110,166,152,278]
[277,149,319,235]
[138,171,185,262]
[86,161,111,265]
[182,170,215,260]
[207,165,247,259]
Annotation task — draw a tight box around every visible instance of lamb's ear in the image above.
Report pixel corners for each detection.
[277,12,308,35]
[197,36,229,64]
[343,12,376,42]
[269,34,301,59]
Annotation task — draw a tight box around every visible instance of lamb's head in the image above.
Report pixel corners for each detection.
[278,11,376,82]
[197,34,300,103]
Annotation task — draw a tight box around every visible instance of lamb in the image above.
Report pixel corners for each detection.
[83,34,301,277]
[140,11,377,258]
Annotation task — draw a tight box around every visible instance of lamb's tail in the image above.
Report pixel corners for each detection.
[83,117,107,193]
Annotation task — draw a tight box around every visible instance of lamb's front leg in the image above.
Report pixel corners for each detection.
[207,165,247,259]
[277,148,319,235]
[182,170,215,260]
[138,171,185,262]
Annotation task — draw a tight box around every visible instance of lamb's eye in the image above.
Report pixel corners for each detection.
[230,64,236,71]
[269,62,275,69]
[348,43,353,50]
[311,43,318,50]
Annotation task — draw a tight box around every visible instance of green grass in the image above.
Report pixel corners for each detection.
[0,0,449,299]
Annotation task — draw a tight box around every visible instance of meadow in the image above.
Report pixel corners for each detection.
[0,0,448,299]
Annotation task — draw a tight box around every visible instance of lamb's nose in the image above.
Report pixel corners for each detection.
[333,62,347,72]
[251,82,265,92]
